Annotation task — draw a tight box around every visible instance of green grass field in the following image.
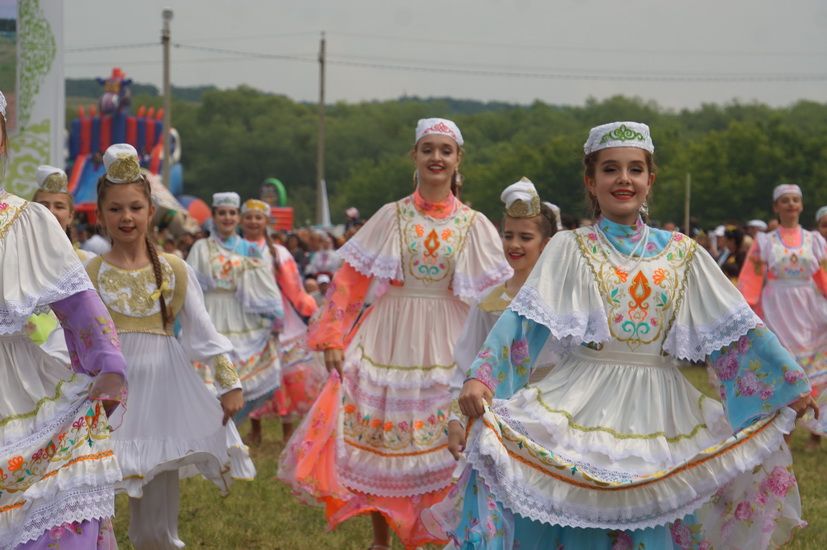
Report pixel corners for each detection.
[112,366,826,549]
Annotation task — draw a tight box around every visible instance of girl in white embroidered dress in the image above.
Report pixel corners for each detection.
[278,118,511,549]
[92,145,253,549]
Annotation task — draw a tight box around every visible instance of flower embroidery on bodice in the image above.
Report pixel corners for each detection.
[576,227,696,351]
[766,229,818,281]
[396,195,474,285]
[97,260,176,317]
[207,238,262,290]
[0,191,27,240]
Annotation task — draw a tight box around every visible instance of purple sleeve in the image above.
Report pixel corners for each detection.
[50,290,127,378]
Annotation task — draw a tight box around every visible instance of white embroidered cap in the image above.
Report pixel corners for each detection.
[345,207,359,219]
[584,121,654,156]
[103,143,141,183]
[816,206,827,223]
[415,118,463,146]
[746,219,768,230]
[317,274,331,284]
[501,177,541,218]
[0,90,6,119]
[713,225,726,238]
[772,183,802,202]
[544,201,564,231]
[36,165,69,194]
[212,192,241,208]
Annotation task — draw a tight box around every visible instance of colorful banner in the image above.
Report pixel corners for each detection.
[1,0,63,197]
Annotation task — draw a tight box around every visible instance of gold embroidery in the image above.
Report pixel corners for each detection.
[107,155,141,182]
[358,344,456,371]
[532,386,709,443]
[214,354,240,389]
[0,192,29,240]
[41,173,68,193]
[478,284,512,313]
[0,375,79,428]
[87,254,188,335]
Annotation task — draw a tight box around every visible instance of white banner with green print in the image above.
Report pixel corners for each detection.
[1,0,63,198]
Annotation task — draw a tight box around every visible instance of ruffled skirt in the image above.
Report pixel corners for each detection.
[112,333,255,498]
[279,286,468,548]
[762,279,827,435]
[0,335,121,549]
[426,348,804,549]
[202,290,281,402]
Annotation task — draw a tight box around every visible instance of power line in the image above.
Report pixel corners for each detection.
[326,30,827,58]
[66,42,159,53]
[173,43,316,63]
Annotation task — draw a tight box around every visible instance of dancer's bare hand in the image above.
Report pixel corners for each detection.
[220,388,244,425]
[459,379,492,419]
[791,394,819,420]
[447,420,466,461]
[324,348,344,377]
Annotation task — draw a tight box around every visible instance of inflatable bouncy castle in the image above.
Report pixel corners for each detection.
[66,68,189,231]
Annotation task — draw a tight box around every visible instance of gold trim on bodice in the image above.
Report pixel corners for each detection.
[86,253,188,335]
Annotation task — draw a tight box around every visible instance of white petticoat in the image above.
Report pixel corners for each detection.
[112,333,255,498]
[464,347,797,530]
[0,334,121,548]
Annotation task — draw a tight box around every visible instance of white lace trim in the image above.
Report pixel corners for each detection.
[663,302,761,362]
[466,407,795,531]
[339,239,403,280]
[452,263,513,301]
[0,263,93,334]
[511,284,610,353]
[336,433,455,497]
[7,485,115,548]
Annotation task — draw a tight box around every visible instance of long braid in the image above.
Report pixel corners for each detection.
[264,231,281,276]
[146,234,171,328]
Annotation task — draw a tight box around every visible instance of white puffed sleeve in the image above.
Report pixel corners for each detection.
[662,245,761,362]
[177,262,242,395]
[1,199,93,333]
[510,231,610,354]
[452,212,512,301]
[185,238,215,291]
[337,201,403,280]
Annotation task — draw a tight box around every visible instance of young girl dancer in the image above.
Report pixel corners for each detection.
[90,144,254,549]
[279,118,512,549]
[27,165,100,357]
[186,193,284,419]
[447,178,557,458]
[0,91,127,549]
[434,122,816,549]
[239,199,324,445]
[738,184,827,447]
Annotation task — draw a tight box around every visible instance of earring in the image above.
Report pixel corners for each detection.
[639,201,649,217]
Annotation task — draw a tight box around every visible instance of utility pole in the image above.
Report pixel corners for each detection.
[683,173,691,235]
[315,32,326,225]
[161,8,173,188]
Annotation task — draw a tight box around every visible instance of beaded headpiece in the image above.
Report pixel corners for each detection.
[501,177,541,218]
[772,184,802,202]
[213,192,241,208]
[241,198,270,214]
[584,121,654,156]
[36,165,69,194]
[103,144,142,183]
[415,118,463,146]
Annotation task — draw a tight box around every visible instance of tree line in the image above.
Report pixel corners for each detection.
[67,83,827,228]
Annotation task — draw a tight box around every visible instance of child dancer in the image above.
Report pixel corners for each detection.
[433,122,816,549]
[90,144,254,549]
[0,90,127,549]
[27,165,95,355]
[239,199,325,445]
[279,118,511,549]
[738,184,827,446]
[186,193,284,419]
[448,178,557,458]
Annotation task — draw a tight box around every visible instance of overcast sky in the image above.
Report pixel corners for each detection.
[64,0,827,109]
